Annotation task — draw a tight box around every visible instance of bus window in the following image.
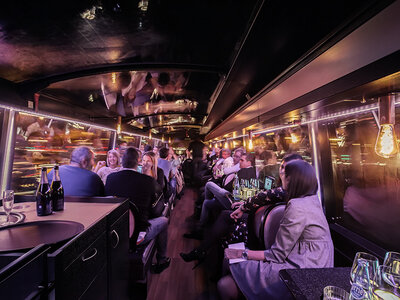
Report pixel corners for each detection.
[327,110,400,252]
[11,112,111,195]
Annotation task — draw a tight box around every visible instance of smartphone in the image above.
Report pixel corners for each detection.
[137,165,143,173]
[264,176,275,190]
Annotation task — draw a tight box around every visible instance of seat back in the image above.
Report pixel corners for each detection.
[253,206,268,240]
[260,203,285,249]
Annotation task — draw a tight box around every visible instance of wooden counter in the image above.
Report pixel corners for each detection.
[0,197,130,300]
[13,201,120,229]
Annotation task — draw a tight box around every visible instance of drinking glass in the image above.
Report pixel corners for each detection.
[351,252,380,284]
[372,265,400,300]
[323,286,350,300]
[1,190,14,226]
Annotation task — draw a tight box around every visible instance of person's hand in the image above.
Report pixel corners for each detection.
[94,161,106,172]
[97,161,106,168]
[230,206,244,220]
[231,202,242,209]
[224,248,243,259]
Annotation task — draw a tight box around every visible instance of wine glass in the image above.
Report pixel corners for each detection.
[382,252,400,289]
[351,252,380,284]
[1,190,14,226]
[372,265,400,299]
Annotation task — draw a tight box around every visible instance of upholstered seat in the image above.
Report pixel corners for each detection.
[253,203,285,249]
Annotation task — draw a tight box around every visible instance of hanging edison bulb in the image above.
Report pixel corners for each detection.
[214,143,217,149]
[375,94,399,158]
[375,124,398,158]
[224,139,229,149]
[248,138,253,150]
[168,137,172,144]
[247,131,253,150]
[149,131,152,139]
[290,131,300,143]
[161,135,165,143]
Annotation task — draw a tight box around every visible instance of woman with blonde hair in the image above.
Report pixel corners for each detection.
[95,149,122,184]
[142,151,165,192]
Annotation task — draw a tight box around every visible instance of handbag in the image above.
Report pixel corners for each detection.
[151,192,166,218]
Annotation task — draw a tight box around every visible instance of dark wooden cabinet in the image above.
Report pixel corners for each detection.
[0,244,50,300]
[0,197,129,300]
[47,199,129,300]
[108,211,129,300]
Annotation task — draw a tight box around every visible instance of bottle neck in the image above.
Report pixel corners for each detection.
[53,168,61,181]
[41,170,49,184]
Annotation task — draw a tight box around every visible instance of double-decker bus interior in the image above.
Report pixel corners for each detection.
[1,0,400,299]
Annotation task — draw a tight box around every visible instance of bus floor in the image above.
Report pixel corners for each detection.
[147,187,220,300]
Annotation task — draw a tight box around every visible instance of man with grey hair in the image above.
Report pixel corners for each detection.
[48,146,104,196]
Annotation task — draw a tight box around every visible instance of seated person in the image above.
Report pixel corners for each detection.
[158,147,172,182]
[183,152,256,239]
[219,160,333,300]
[142,151,166,201]
[94,149,122,184]
[212,148,233,180]
[48,146,104,196]
[105,147,170,274]
[179,153,301,264]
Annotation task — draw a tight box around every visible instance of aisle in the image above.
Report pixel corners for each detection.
[147,188,216,300]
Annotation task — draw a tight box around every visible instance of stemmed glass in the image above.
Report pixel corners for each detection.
[1,190,14,226]
[351,252,380,285]
[382,252,400,289]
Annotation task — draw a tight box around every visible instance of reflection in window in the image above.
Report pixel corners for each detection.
[327,111,400,251]
[11,112,111,195]
[244,125,312,185]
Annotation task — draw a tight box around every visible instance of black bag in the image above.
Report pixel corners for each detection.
[151,193,166,218]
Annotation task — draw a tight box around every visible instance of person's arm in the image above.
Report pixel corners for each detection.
[223,163,240,176]
[93,161,106,173]
[263,200,306,263]
[225,248,266,261]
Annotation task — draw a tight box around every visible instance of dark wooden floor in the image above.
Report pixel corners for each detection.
[147,188,219,300]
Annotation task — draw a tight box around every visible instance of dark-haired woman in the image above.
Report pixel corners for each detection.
[218,160,333,300]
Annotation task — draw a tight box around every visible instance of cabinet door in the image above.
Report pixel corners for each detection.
[108,211,129,300]
[53,232,108,300]
[80,263,108,300]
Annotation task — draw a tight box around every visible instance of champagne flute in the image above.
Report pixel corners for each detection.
[1,190,14,226]
[351,252,380,285]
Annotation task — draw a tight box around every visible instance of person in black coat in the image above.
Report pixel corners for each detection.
[105,147,170,274]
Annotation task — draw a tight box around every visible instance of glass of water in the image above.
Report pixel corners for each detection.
[323,286,349,300]
[1,190,14,226]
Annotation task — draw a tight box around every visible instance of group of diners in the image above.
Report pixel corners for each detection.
[180,144,334,300]
[48,145,181,274]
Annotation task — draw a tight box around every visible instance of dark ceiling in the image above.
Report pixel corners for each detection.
[0,0,395,140]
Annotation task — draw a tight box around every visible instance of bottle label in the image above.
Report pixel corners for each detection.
[350,284,365,299]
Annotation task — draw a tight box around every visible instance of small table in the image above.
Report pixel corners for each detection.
[279,267,351,300]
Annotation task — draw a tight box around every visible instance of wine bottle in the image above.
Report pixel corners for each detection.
[36,167,53,216]
[51,165,64,211]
